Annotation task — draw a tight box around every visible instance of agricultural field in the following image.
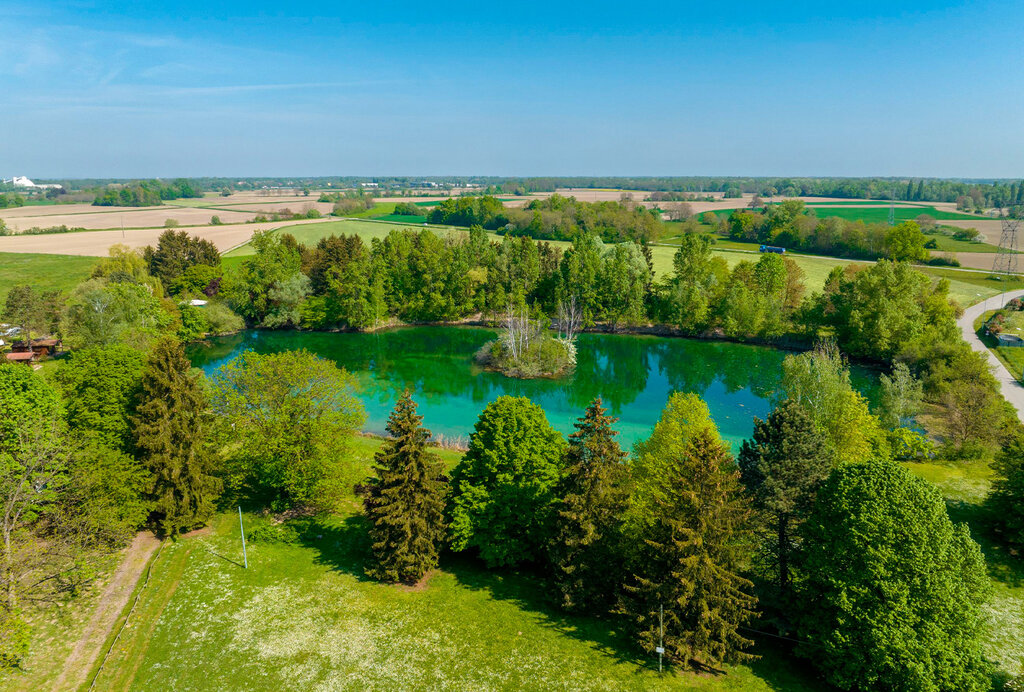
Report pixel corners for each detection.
[0,252,97,303]
[223,218,455,257]
[712,205,979,224]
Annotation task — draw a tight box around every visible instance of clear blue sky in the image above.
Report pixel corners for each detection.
[1,1,1022,178]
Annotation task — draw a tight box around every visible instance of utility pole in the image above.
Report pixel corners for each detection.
[239,506,248,569]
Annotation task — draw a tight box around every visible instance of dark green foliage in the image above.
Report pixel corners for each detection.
[63,441,152,549]
[621,427,757,671]
[55,345,146,451]
[363,392,448,583]
[448,396,566,567]
[549,398,629,612]
[93,179,201,206]
[131,338,221,536]
[144,230,220,292]
[797,460,990,691]
[991,433,1024,547]
[738,400,829,604]
[0,361,62,449]
[1,284,62,339]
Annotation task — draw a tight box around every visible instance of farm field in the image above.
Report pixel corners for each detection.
[713,205,978,224]
[223,218,458,257]
[14,438,1006,691]
[0,205,258,231]
[0,252,96,303]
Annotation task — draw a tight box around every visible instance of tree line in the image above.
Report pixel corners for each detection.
[92,179,203,206]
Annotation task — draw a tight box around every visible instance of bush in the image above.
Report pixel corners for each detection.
[0,609,30,669]
[953,227,981,241]
[203,302,245,335]
[475,335,575,378]
[247,520,300,544]
[394,202,421,216]
[926,254,960,267]
[887,427,935,461]
[164,218,180,228]
[210,215,222,225]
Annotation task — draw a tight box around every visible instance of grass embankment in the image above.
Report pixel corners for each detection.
[974,309,1024,382]
[0,252,97,303]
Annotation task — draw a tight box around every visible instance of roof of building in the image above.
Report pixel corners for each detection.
[5,352,35,361]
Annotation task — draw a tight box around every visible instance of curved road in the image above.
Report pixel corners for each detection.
[957,289,1024,421]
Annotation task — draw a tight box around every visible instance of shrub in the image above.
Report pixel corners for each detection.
[203,302,245,334]
[164,218,180,228]
[210,215,222,225]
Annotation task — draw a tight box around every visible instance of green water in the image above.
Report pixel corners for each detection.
[188,327,879,451]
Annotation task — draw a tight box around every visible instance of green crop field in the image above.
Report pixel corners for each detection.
[0,252,97,304]
[222,219,460,257]
[374,214,428,224]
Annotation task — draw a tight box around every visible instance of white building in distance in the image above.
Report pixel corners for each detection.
[2,176,62,189]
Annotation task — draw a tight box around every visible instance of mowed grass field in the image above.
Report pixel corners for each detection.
[31,438,1014,691]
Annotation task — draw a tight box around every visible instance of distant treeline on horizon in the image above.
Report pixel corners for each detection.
[10,176,1024,207]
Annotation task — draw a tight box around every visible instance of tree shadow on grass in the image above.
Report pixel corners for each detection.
[295,513,375,583]
[949,498,1024,588]
[443,553,825,691]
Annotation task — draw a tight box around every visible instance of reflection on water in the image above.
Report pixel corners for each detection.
[189,327,879,451]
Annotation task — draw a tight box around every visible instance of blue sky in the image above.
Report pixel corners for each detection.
[1,1,1022,178]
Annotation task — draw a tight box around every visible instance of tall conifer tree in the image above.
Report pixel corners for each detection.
[363,391,448,583]
[550,398,629,612]
[738,399,830,600]
[131,338,220,536]
[623,424,757,671]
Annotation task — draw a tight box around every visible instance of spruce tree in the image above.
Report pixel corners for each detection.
[549,397,629,612]
[738,399,830,600]
[131,338,221,536]
[623,425,757,671]
[363,391,448,584]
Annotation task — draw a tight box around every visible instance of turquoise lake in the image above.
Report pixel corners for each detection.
[188,327,879,451]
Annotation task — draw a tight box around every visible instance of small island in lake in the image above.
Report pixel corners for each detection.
[475,302,578,379]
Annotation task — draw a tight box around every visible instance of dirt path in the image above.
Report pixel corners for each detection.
[52,531,161,691]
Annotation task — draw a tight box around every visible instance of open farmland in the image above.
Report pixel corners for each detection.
[0,218,336,257]
[0,205,258,231]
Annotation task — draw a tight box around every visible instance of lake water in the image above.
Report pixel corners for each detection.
[188,327,879,452]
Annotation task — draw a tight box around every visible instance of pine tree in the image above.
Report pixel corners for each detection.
[738,399,829,603]
[363,391,448,584]
[622,426,757,671]
[549,398,629,612]
[131,338,221,536]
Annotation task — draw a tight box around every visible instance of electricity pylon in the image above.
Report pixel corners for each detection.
[992,210,1020,278]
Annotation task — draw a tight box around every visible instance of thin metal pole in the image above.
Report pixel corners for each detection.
[239,506,248,569]
[658,603,664,673]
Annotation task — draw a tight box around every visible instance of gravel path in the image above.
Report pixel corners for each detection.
[957,289,1024,421]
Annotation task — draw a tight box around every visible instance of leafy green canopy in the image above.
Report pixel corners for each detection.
[210,349,365,509]
[797,460,990,692]
[448,396,566,567]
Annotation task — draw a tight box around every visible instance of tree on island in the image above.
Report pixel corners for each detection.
[131,338,221,536]
[797,460,990,691]
[362,391,448,584]
[549,398,630,612]
[448,396,565,567]
[621,394,757,671]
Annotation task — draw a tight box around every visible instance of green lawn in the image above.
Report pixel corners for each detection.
[0,252,97,303]
[85,436,825,692]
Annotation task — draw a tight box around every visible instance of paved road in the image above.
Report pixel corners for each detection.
[957,289,1024,421]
